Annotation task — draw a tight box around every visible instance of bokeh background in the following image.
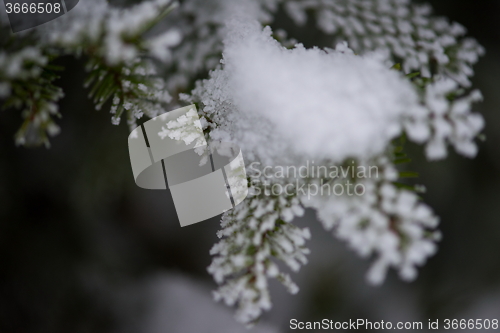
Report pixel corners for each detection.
[1,0,500,332]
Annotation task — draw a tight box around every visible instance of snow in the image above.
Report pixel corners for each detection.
[223,19,422,163]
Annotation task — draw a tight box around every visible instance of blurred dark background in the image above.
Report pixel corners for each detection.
[1,0,500,332]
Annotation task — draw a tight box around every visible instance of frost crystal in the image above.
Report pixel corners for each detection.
[1,0,485,326]
[284,0,484,87]
[181,2,484,324]
[1,0,180,143]
[208,189,309,325]
[158,107,206,148]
